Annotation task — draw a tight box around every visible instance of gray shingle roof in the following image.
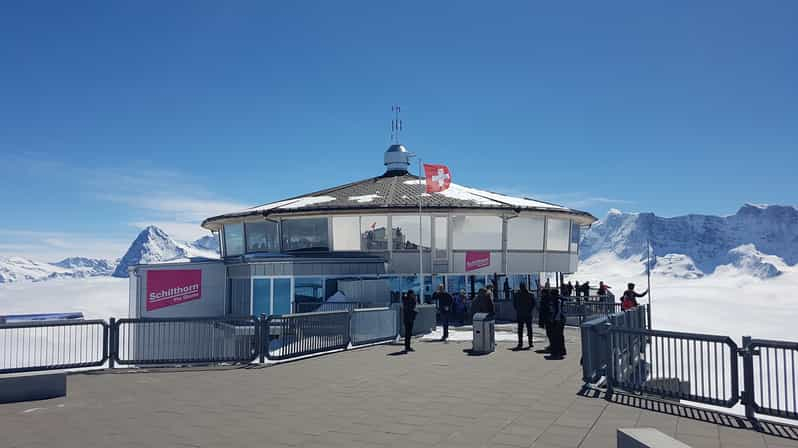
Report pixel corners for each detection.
[201,173,596,228]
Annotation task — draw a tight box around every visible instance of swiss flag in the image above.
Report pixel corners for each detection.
[423,163,452,193]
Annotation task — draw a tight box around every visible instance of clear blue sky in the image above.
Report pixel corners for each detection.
[1,1,796,260]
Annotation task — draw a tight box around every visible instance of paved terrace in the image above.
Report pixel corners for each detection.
[3,328,798,448]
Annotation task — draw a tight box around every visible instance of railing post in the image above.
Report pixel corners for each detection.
[605,322,614,399]
[108,317,116,369]
[258,314,266,364]
[741,336,757,422]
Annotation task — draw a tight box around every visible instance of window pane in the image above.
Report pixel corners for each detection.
[332,216,360,251]
[281,218,329,251]
[507,217,544,250]
[570,222,580,253]
[451,215,502,250]
[361,216,388,250]
[434,216,448,258]
[446,275,466,295]
[246,221,279,253]
[294,277,324,312]
[223,223,244,256]
[546,218,570,251]
[392,215,431,250]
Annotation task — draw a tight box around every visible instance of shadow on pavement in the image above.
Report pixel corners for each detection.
[578,385,798,442]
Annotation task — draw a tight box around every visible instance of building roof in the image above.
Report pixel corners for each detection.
[201,172,597,230]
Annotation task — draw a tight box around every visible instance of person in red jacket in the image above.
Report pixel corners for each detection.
[621,283,648,310]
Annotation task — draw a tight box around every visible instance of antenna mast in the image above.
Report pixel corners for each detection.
[391,104,403,143]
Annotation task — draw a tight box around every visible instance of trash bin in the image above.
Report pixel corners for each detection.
[472,313,495,354]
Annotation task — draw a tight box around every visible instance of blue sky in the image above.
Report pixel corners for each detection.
[1,1,796,260]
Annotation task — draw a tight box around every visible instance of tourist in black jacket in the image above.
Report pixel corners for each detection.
[432,284,453,341]
[402,290,418,352]
[512,282,536,350]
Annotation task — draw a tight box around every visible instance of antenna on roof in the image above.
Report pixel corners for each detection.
[390,104,403,143]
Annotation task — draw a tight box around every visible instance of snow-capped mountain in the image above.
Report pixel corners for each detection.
[580,204,798,279]
[0,256,117,284]
[111,226,219,277]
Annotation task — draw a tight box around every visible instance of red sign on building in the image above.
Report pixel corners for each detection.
[146,269,202,311]
[465,251,491,272]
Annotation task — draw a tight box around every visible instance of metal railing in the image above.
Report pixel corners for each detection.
[0,319,108,374]
[609,327,739,407]
[263,310,351,361]
[580,305,648,383]
[743,337,798,420]
[113,317,258,366]
[350,307,398,346]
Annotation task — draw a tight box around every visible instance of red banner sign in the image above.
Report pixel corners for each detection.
[465,251,491,272]
[146,269,202,311]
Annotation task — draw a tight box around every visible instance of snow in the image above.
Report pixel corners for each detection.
[582,205,798,273]
[279,195,337,209]
[348,194,382,203]
[112,226,218,277]
[403,180,567,209]
[0,256,115,284]
[573,251,798,342]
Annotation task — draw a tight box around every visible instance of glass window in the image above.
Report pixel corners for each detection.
[223,223,245,256]
[507,217,544,250]
[392,215,431,250]
[446,275,466,295]
[388,276,402,303]
[469,275,487,297]
[245,221,279,253]
[361,216,388,250]
[281,218,329,251]
[546,218,570,251]
[434,216,448,258]
[332,216,360,251]
[294,277,324,313]
[571,222,580,253]
[451,215,502,250]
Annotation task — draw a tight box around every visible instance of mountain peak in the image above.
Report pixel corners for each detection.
[111,226,219,278]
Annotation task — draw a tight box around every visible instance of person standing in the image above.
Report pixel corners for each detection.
[539,288,553,351]
[471,287,495,317]
[565,281,574,297]
[512,282,535,350]
[503,278,511,301]
[597,281,610,297]
[547,290,567,359]
[621,283,648,311]
[433,284,453,341]
[402,290,418,352]
[453,289,466,325]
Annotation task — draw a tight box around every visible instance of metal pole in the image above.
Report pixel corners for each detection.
[647,240,652,330]
[741,336,757,422]
[108,317,116,369]
[418,157,424,304]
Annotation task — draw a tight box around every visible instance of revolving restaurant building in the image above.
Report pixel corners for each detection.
[199,144,597,316]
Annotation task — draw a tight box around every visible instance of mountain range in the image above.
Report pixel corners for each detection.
[581,204,798,279]
[0,203,796,284]
[0,227,219,283]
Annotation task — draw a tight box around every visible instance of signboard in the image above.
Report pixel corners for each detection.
[146,269,202,311]
[465,251,491,272]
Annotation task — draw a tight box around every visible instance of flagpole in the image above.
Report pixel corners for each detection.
[647,239,652,329]
[418,158,424,303]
